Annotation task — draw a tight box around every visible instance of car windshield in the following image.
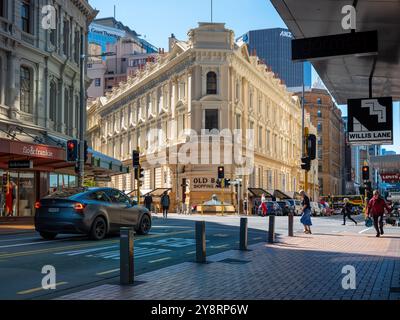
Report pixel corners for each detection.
[47,188,88,199]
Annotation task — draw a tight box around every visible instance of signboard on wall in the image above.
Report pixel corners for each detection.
[347,97,393,145]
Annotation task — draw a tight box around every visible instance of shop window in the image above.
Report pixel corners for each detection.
[204,109,219,131]
[20,66,32,113]
[206,72,217,95]
[95,78,101,87]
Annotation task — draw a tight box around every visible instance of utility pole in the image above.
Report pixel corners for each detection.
[78,33,86,187]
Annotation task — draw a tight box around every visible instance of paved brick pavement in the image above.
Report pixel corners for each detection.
[57,232,400,300]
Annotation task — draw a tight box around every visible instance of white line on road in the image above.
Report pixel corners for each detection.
[359,228,372,234]
[149,257,172,264]
[96,268,120,276]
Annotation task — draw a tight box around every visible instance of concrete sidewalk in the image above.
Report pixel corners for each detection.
[57,231,400,300]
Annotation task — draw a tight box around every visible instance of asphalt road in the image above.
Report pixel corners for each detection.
[0,213,395,300]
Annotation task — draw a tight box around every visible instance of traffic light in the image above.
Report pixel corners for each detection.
[301,156,311,171]
[134,167,144,180]
[132,150,140,168]
[307,134,317,161]
[218,166,225,179]
[362,166,370,181]
[66,140,78,162]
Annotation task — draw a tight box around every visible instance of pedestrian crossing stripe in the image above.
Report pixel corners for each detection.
[140,238,208,248]
[55,246,170,260]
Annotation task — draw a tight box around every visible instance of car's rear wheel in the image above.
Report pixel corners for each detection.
[40,231,57,240]
[90,217,107,240]
[137,214,151,235]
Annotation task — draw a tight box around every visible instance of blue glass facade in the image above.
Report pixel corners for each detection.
[239,28,312,88]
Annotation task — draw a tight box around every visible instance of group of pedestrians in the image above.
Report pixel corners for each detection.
[144,191,171,219]
[298,189,392,238]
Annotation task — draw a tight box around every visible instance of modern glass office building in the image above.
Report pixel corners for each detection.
[238,28,312,89]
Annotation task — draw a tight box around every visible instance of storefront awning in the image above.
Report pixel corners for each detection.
[273,189,292,200]
[0,138,66,171]
[0,138,128,177]
[248,188,273,198]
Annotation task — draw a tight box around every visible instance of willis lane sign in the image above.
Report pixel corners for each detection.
[347,97,393,145]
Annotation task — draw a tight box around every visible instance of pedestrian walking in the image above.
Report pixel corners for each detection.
[260,193,268,216]
[243,197,248,216]
[161,191,170,219]
[299,190,312,234]
[366,190,392,237]
[144,194,153,213]
[342,198,358,226]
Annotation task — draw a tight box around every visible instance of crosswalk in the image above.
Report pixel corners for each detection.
[55,245,171,260]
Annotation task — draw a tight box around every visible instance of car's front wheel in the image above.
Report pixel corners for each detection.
[90,217,107,240]
[137,214,151,235]
[40,231,57,240]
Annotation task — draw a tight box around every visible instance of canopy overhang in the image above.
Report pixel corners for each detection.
[270,0,400,104]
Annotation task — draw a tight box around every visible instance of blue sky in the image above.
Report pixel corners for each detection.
[90,0,399,153]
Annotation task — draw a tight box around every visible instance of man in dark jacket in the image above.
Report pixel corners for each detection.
[161,192,170,219]
[144,194,153,213]
[367,190,392,237]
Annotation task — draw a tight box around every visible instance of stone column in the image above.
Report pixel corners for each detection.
[7,51,19,120]
[35,62,47,127]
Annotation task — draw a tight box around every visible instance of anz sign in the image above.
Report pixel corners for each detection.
[280,30,293,38]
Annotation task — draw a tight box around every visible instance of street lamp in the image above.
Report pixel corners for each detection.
[78,42,117,187]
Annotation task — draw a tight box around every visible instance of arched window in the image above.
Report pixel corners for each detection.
[49,80,57,123]
[20,66,32,113]
[206,71,217,95]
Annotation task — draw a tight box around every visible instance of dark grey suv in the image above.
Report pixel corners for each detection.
[35,187,152,240]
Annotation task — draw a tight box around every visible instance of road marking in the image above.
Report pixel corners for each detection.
[96,268,120,276]
[140,238,197,248]
[0,239,69,249]
[0,236,41,243]
[55,245,117,256]
[359,228,372,234]
[253,237,263,240]
[0,230,193,259]
[57,247,171,261]
[210,244,229,249]
[17,282,68,295]
[186,251,196,255]
[213,234,229,237]
[149,257,172,264]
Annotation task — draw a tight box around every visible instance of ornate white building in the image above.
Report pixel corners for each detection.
[87,23,318,211]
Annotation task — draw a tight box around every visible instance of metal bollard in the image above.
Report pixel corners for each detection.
[268,215,276,244]
[195,221,206,263]
[240,217,248,251]
[288,213,294,237]
[120,227,134,285]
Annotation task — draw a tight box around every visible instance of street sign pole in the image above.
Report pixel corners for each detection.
[78,33,86,187]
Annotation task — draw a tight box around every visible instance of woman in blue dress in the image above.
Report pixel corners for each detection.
[299,190,312,234]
